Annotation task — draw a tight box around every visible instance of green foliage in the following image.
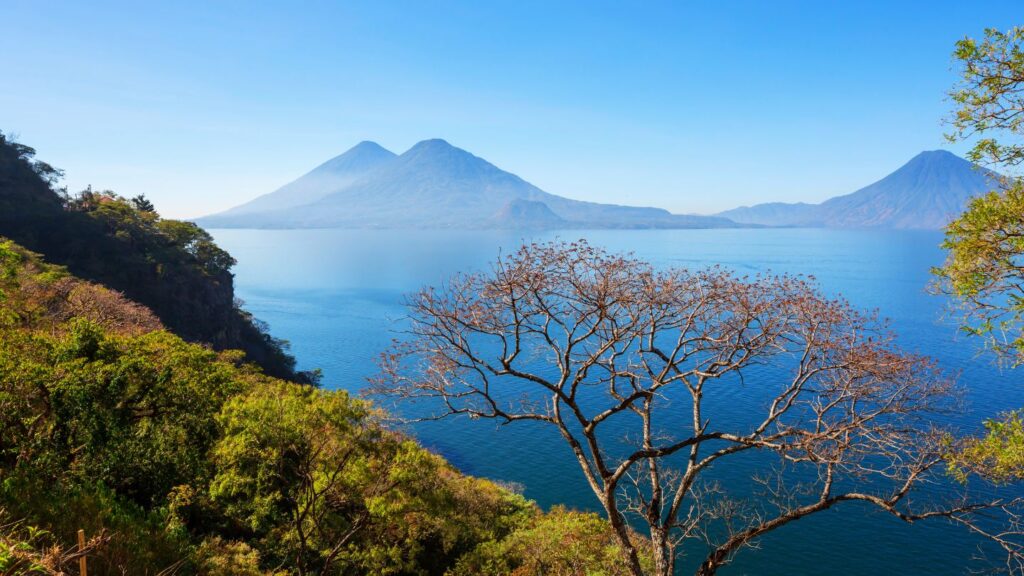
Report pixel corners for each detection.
[948,411,1024,483]
[46,326,247,504]
[208,380,539,574]
[154,219,236,276]
[947,27,1024,168]
[449,506,650,576]
[0,512,96,575]
[939,27,1024,482]
[194,537,277,576]
[934,180,1024,364]
[0,236,623,575]
[0,479,187,574]
[0,131,303,381]
[0,519,52,576]
[209,381,376,570]
[938,25,1024,365]
[130,194,156,213]
[0,241,23,326]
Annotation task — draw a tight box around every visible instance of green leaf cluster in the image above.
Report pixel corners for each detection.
[948,410,1024,483]
[946,27,1024,168]
[450,506,651,576]
[934,179,1024,364]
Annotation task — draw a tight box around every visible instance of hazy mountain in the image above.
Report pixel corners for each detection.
[714,202,819,227]
[716,150,999,229]
[491,199,567,229]
[198,139,739,230]
[207,141,397,219]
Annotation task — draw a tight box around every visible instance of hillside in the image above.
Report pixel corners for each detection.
[0,236,639,575]
[714,201,819,228]
[198,139,740,230]
[0,238,163,335]
[716,150,999,229]
[0,132,304,380]
[490,198,568,228]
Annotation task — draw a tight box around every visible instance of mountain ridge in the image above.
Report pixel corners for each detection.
[199,143,992,231]
[197,139,739,230]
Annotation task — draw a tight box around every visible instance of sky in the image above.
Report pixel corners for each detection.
[2,1,1022,219]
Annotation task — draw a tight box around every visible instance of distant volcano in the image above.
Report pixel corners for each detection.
[716,150,1000,229]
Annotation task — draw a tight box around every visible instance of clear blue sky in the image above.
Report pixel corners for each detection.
[2,1,1021,219]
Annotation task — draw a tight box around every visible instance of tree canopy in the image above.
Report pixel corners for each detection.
[936,26,1024,483]
[937,26,1024,366]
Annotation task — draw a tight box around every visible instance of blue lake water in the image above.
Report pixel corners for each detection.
[210,227,1024,575]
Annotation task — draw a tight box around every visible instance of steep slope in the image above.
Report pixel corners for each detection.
[0,234,636,576]
[0,238,163,335]
[815,150,997,228]
[200,141,397,226]
[0,132,305,381]
[199,139,739,229]
[716,150,999,229]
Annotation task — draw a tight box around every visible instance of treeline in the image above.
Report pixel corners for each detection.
[0,132,303,381]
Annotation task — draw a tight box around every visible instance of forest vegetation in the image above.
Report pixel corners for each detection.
[0,132,307,382]
[0,227,642,575]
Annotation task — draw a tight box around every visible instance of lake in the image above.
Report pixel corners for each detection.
[210,227,1024,575]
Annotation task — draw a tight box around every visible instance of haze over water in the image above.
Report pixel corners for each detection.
[212,227,1024,575]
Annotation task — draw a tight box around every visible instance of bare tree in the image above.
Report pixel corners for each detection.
[372,240,1023,576]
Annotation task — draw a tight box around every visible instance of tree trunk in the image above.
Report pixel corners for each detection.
[650,527,673,576]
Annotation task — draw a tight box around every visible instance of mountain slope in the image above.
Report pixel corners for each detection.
[714,202,819,227]
[815,150,997,228]
[0,238,164,335]
[716,150,999,229]
[198,139,739,230]
[203,141,397,225]
[491,198,567,228]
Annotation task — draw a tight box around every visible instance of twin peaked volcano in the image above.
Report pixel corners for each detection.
[196,139,737,229]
